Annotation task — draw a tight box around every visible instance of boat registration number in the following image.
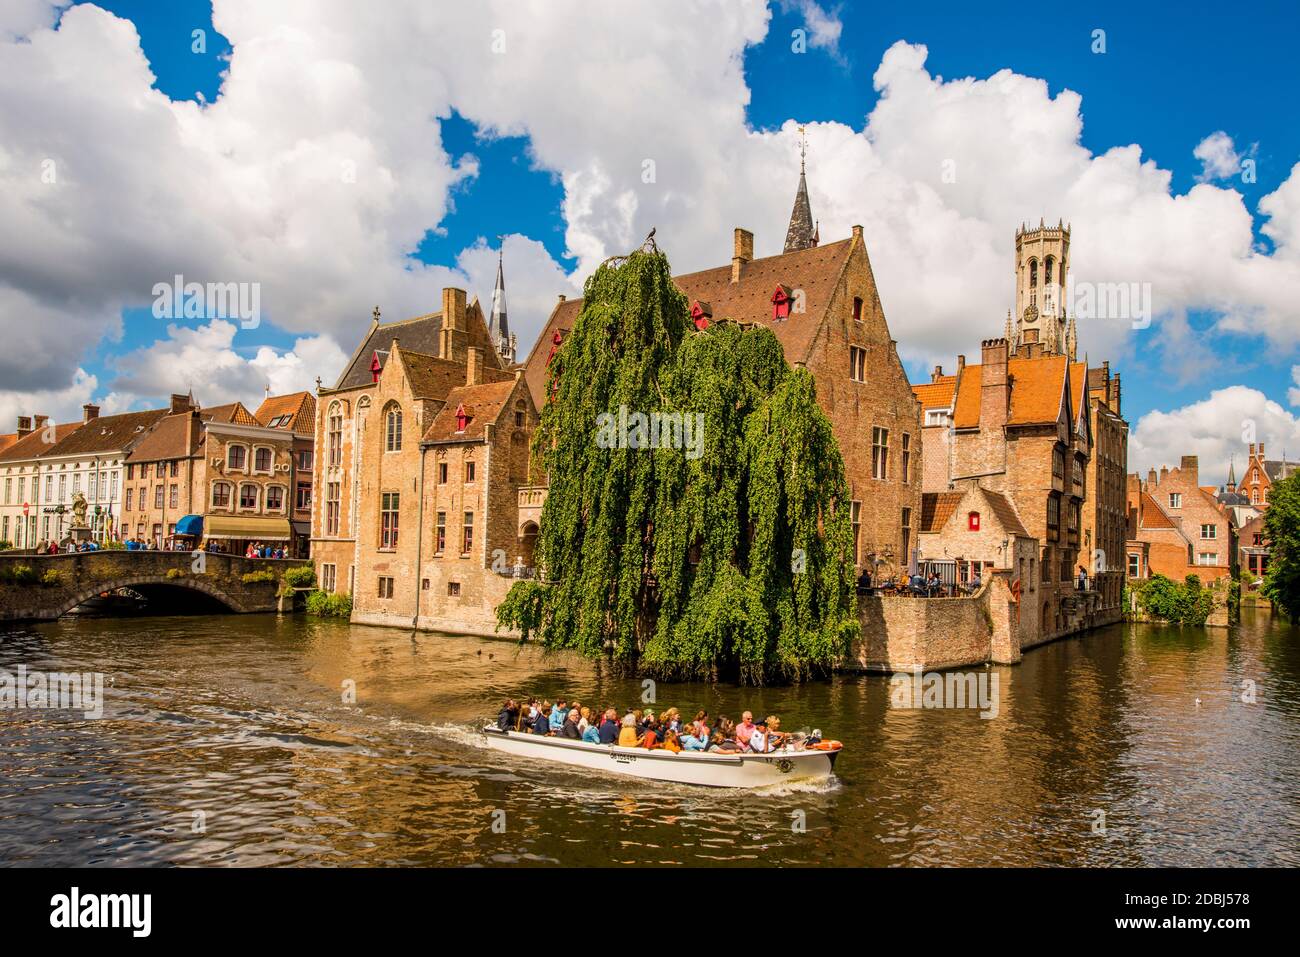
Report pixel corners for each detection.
[611,753,638,765]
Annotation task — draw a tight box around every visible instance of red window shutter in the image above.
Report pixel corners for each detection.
[968,511,980,531]
[455,403,468,433]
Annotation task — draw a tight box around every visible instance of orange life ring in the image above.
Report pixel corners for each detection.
[811,740,843,751]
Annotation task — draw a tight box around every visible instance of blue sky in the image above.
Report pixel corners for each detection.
[8,1,1300,479]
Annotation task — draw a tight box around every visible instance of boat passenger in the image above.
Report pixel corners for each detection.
[560,709,582,740]
[577,706,591,734]
[679,727,708,751]
[659,729,682,753]
[766,715,788,750]
[640,717,661,748]
[581,721,602,745]
[617,715,640,747]
[735,712,757,750]
[497,698,518,732]
[597,709,620,744]
[708,731,741,753]
[549,699,568,733]
[532,704,551,736]
[749,719,770,754]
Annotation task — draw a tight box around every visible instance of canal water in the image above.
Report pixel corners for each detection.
[1,610,1297,867]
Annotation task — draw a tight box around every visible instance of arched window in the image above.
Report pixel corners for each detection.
[327,402,343,466]
[384,403,403,452]
[1029,259,1038,287]
[1044,257,1054,285]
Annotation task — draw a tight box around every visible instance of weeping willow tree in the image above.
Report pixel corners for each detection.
[497,245,857,684]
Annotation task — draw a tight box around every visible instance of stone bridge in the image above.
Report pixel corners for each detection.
[0,551,296,622]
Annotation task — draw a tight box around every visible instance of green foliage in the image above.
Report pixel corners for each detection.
[1132,573,1215,626]
[0,563,38,584]
[165,567,185,580]
[0,540,11,551]
[101,539,126,550]
[1262,471,1300,620]
[241,570,277,585]
[496,246,858,684]
[39,568,63,587]
[284,565,317,589]
[305,590,352,618]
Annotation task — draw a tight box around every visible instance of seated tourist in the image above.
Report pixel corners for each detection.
[662,707,681,733]
[532,704,551,736]
[598,709,620,744]
[856,568,873,593]
[560,708,582,739]
[617,715,640,747]
[549,699,568,733]
[659,729,683,753]
[765,715,789,750]
[735,711,757,750]
[497,698,518,732]
[582,720,602,744]
[679,727,708,751]
[707,730,740,753]
[577,706,592,734]
[748,719,771,754]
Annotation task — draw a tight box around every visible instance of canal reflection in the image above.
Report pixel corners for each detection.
[1,608,1296,866]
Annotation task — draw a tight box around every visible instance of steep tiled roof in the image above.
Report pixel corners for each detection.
[913,376,957,410]
[1138,492,1181,532]
[125,412,200,462]
[422,380,517,444]
[920,491,964,533]
[522,239,855,407]
[334,300,503,391]
[983,490,1031,538]
[1263,459,1300,481]
[255,391,316,437]
[1069,361,1087,424]
[397,348,510,401]
[0,422,82,462]
[0,433,16,454]
[203,402,260,426]
[953,355,1069,430]
[42,409,167,457]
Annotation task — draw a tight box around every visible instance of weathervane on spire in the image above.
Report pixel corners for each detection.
[797,124,808,174]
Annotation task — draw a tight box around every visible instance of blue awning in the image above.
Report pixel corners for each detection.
[175,514,203,536]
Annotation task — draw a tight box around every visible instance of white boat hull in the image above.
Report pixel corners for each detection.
[479,726,839,789]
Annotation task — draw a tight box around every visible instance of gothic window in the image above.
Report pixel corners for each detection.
[327,402,343,466]
[384,403,403,452]
[1029,259,1038,287]
[1044,257,1054,285]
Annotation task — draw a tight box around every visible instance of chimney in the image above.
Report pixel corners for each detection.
[466,346,483,386]
[438,287,469,361]
[957,354,966,373]
[731,228,753,283]
[852,224,863,243]
[33,414,49,430]
[1147,468,1157,488]
[1159,466,1169,483]
[1180,455,1199,484]
[979,338,1009,432]
[1109,372,1121,415]
[932,365,943,382]
[169,394,193,414]
[16,415,33,438]
[1248,442,1256,457]
[1259,442,1265,458]
[82,404,100,423]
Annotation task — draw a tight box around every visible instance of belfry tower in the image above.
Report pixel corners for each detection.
[1012,219,1076,359]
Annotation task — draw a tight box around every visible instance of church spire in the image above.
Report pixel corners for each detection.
[490,241,513,362]
[783,126,817,253]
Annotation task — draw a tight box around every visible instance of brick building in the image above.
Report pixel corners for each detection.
[1237,442,1299,508]
[311,287,540,631]
[1081,362,1127,619]
[523,217,923,580]
[1124,457,1234,583]
[917,485,1038,593]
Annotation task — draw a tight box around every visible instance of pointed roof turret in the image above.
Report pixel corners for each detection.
[490,243,510,359]
[1227,456,1237,488]
[783,127,817,253]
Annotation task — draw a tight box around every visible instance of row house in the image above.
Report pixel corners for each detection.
[0,406,165,547]
[1124,457,1234,583]
[523,168,922,579]
[1236,442,1299,508]
[1081,362,1127,619]
[311,287,539,633]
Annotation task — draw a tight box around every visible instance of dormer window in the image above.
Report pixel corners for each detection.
[771,285,793,321]
[690,300,712,331]
[455,403,468,433]
[370,351,383,383]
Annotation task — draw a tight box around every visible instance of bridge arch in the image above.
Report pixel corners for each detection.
[54,575,250,619]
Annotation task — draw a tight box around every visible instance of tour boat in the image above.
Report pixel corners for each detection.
[479,726,840,788]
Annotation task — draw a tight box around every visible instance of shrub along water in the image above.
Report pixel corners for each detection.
[1129,573,1216,626]
[305,590,352,618]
